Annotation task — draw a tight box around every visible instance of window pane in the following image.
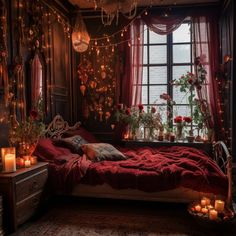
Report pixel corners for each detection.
[144,25,148,44]
[149,30,167,44]
[142,85,148,104]
[143,46,147,64]
[150,66,167,84]
[149,86,167,104]
[173,23,191,43]
[173,44,190,63]
[150,45,167,64]
[173,105,191,118]
[172,66,191,81]
[142,66,147,84]
[158,105,167,124]
[173,86,191,104]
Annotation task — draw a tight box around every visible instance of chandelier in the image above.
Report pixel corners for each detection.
[72,13,90,52]
[93,0,138,26]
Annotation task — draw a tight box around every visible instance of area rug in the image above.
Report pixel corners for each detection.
[13,197,236,236]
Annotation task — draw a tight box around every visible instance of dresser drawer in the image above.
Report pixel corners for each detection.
[16,191,42,226]
[15,169,48,202]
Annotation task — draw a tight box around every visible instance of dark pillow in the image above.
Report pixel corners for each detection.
[34,138,71,161]
[53,135,88,155]
[81,143,127,162]
[62,127,99,143]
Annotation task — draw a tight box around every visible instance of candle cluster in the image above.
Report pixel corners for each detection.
[16,156,38,169]
[191,197,228,221]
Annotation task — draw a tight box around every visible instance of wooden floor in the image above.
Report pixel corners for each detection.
[11,196,236,236]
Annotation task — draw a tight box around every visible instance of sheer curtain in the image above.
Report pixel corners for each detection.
[192,14,223,140]
[120,20,144,107]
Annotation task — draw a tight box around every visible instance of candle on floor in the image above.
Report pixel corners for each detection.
[201,207,208,214]
[201,199,207,206]
[209,209,218,220]
[214,200,225,213]
[195,205,201,212]
[25,160,31,168]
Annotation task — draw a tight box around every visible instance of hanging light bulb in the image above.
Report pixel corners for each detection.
[72,13,90,52]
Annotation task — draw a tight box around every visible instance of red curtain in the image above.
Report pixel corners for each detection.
[120,20,144,107]
[192,15,223,140]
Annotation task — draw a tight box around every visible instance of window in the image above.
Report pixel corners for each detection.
[140,22,194,131]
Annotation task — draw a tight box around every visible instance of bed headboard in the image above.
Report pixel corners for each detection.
[45,115,81,139]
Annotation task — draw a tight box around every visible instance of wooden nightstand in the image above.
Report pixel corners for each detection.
[0,162,48,233]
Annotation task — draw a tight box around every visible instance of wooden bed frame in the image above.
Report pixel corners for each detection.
[45,115,233,206]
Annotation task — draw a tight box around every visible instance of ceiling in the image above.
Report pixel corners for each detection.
[68,0,220,9]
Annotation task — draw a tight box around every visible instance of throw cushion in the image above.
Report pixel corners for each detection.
[53,135,88,155]
[81,143,127,162]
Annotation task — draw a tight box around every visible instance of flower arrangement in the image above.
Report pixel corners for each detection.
[10,97,45,156]
[174,116,192,140]
[115,104,162,139]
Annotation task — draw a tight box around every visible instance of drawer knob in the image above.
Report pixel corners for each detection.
[30,181,39,191]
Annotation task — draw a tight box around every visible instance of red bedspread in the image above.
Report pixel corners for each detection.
[34,139,227,195]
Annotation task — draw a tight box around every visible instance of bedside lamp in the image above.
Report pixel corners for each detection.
[1,147,16,172]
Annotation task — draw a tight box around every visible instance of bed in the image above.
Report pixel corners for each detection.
[34,115,232,205]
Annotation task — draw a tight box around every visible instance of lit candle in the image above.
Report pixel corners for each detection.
[4,154,16,172]
[25,160,31,168]
[201,199,207,206]
[16,157,25,168]
[1,147,16,172]
[203,197,211,205]
[201,207,208,214]
[215,200,225,213]
[30,156,37,165]
[209,209,218,220]
[195,205,201,212]
[124,133,129,140]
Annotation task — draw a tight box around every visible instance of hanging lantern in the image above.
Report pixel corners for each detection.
[72,14,90,52]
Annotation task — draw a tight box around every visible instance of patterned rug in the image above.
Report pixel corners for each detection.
[12,197,236,236]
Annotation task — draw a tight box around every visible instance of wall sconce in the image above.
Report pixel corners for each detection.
[1,147,16,173]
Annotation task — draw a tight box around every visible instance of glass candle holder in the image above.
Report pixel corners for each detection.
[1,147,16,172]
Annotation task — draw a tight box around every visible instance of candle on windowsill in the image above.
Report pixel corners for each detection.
[214,200,225,213]
[169,134,175,142]
[1,147,16,173]
[24,160,31,168]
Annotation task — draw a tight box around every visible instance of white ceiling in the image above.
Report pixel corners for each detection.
[68,0,219,9]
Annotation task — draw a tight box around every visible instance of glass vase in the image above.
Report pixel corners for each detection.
[176,123,183,141]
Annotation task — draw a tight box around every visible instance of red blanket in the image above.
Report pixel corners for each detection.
[34,139,227,195]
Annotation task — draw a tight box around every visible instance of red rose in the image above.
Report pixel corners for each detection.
[125,108,131,115]
[138,104,144,111]
[188,78,193,84]
[151,107,156,113]
[183,116,192,123]
[160,93,171,101]
[174,116,182,123]
[30,110,38,120]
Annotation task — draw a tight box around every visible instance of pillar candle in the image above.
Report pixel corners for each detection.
[209,209,218,220]
[4,154,16,172]
[215,200,225,213]
[25,160,31,168]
